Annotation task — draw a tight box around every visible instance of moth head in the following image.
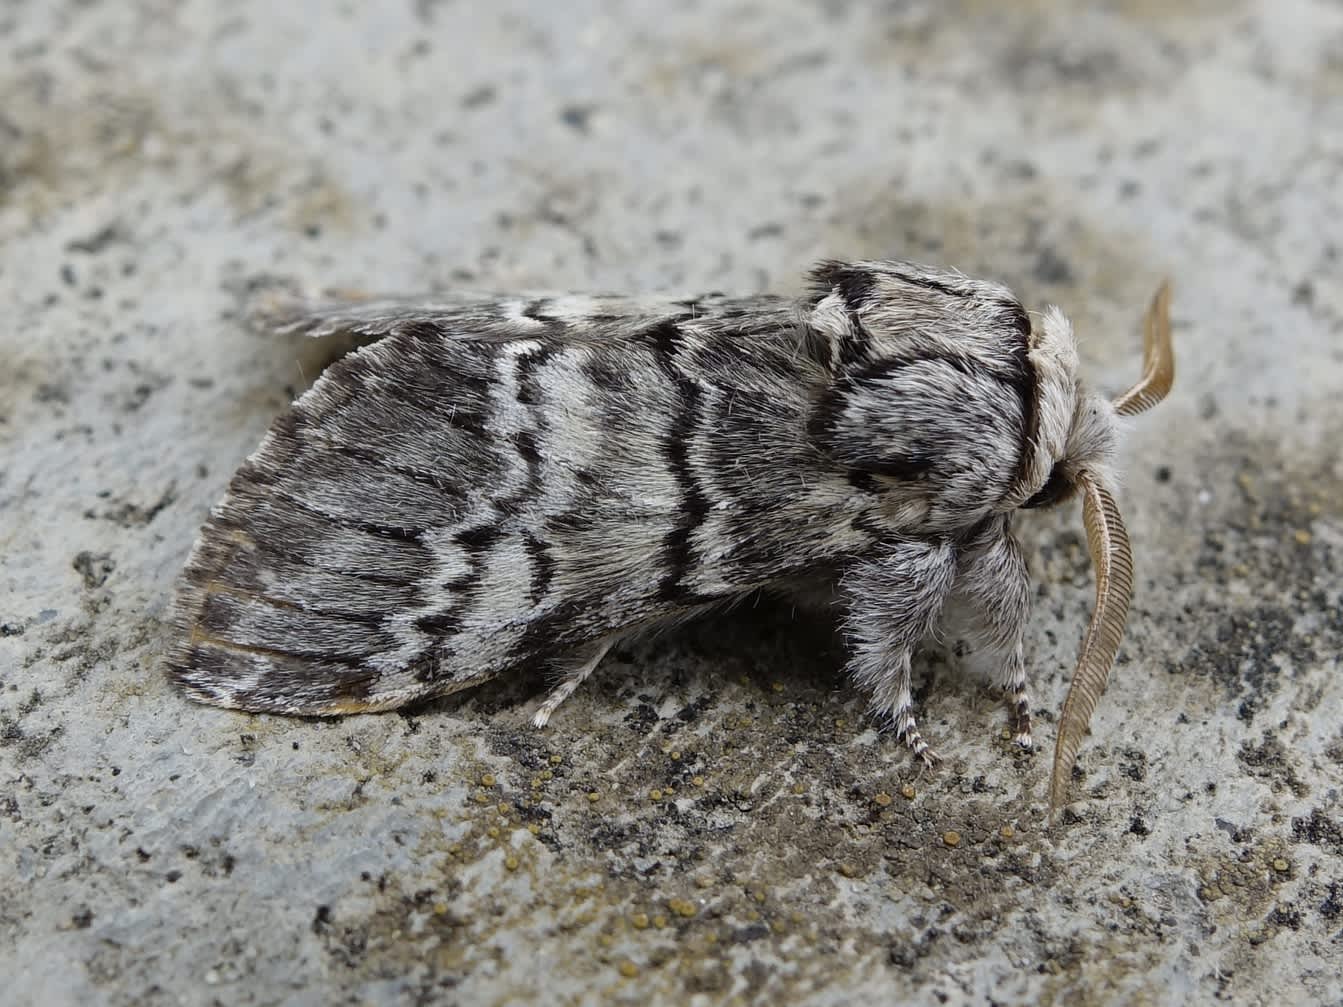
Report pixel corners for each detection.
[1023,283,1174,822]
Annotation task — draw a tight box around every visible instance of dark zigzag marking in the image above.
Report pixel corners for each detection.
[523,531,555,606]
[649,319,713,604]
[413,523,507,680]
[411,343,555,641]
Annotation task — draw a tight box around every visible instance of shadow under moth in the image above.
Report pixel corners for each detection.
[166,259,1174,819]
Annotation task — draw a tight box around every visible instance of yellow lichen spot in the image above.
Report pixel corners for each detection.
[901,783,916,800]
[487,826,501,839]
[771,682,784,693]
[618,961,639,979]
[667,898,698,918]
[549,754,563,765]
[527,823,541,835]
[598,934,614,949]
[792,782,806,795]
[649,788,663,801]
[630,912,650,930]
[752,889,766,904]
[670,750,682,761]
[652,914,668,929]
[790,911,805,925]
[874,792,893,807]
[531,777,542,789]
[448,842,461,854]
[473,792,490,805]
[480,773,496,787]
[504,854,519,871]
[587,791,601,803]
[746,909,761,922]
[1294,529,1312,546]
[1000,825,1015,840]
[1273,858,1290,873]
[692,775,706,788]
[433,902,449,915]
[943,831,962,848]
[497,802,510,815]
[838,863,859,878]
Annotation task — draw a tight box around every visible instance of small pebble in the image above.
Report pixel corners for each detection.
[943,831,962,848]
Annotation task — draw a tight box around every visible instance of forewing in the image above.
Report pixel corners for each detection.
[167,293,795,715]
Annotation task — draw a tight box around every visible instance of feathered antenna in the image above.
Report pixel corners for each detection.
[1049,283,1172,822]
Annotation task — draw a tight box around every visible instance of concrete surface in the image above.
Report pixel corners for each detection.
[2,1,1341,1004]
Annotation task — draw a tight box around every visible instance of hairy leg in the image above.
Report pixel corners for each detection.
[953,517,1033,748]
[531,637,615,728]
[842,538,959,765]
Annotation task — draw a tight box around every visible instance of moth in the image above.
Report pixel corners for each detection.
[166,259,1173,816]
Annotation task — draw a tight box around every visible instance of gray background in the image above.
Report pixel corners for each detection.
[2,1,1341,1004]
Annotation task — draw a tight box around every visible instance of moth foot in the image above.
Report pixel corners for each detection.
[895,714,940,768]
[531,706,556,729]
[1008,695,1033,750]
[531,686,576,729]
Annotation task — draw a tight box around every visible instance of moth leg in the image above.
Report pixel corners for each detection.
[842,539,959,766]
[531,638,615,728]
[955,517,1033,748]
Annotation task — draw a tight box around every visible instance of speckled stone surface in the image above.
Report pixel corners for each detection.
[2,1,1341,1004]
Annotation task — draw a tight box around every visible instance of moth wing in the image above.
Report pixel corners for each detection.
[167,314,517,714]
[259,291,719,346]
[166,295,725,715]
